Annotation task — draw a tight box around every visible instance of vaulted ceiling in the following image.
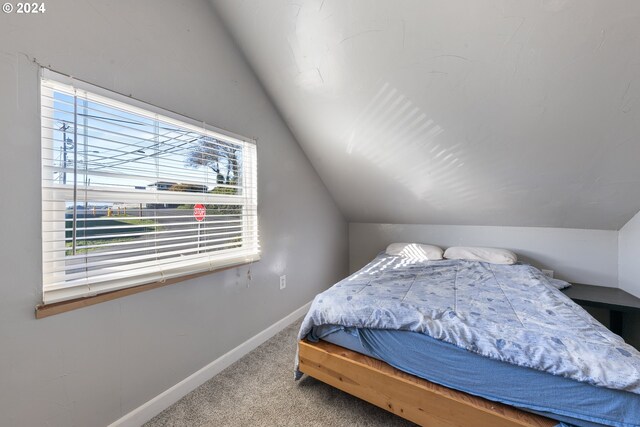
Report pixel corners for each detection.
[212,0,640,230]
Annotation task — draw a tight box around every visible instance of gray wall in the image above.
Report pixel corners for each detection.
[619,210,640,298]
[618,210,640,348]
[349,223,619,286]
[0,2,347,426]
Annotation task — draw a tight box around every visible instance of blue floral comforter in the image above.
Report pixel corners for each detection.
[297,254,640,394]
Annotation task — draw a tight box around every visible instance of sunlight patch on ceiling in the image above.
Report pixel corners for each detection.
[344,82,471,206]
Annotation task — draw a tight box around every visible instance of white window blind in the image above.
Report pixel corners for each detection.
[41,70,259,304]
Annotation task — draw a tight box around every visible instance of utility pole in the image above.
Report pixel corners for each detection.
[59,122,71,185]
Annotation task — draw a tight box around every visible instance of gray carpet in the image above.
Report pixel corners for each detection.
[145,318,415,427]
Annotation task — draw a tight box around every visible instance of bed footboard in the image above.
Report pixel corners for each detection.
[298,339,555,427]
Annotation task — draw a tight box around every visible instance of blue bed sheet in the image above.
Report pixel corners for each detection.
[313,325,640,427]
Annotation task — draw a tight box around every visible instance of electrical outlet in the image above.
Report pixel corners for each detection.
[541,269,554,278]
[279,275,286,290]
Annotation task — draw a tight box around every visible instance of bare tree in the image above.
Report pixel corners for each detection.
[187,136,240,187]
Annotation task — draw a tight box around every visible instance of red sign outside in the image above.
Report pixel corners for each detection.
[193,204,206,222]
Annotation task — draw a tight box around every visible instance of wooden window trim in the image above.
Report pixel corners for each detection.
[35,261,255,319]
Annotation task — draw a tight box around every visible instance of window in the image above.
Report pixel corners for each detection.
[40,70,259,305]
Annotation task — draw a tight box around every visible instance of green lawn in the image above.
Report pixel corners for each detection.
[66,237,141,255]
[65,214,157,255]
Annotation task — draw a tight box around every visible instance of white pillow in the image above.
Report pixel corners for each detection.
[385,243,444,261]
[443,246,517,265]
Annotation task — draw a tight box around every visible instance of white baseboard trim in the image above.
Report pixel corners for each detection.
[109,301,312,427]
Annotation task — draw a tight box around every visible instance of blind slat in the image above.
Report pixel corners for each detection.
[43,223,250,242]
[43,239,261,275]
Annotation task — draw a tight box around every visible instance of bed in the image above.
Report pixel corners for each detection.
[295,252,640,427]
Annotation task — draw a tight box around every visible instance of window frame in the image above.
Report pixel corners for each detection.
[38,69,259,315]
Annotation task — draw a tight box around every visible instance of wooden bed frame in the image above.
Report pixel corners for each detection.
[298,339,556,427]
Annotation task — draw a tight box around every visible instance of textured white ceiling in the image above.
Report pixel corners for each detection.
[213,0,640,230]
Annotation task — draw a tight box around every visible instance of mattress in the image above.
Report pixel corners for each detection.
[313,325,640,427]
